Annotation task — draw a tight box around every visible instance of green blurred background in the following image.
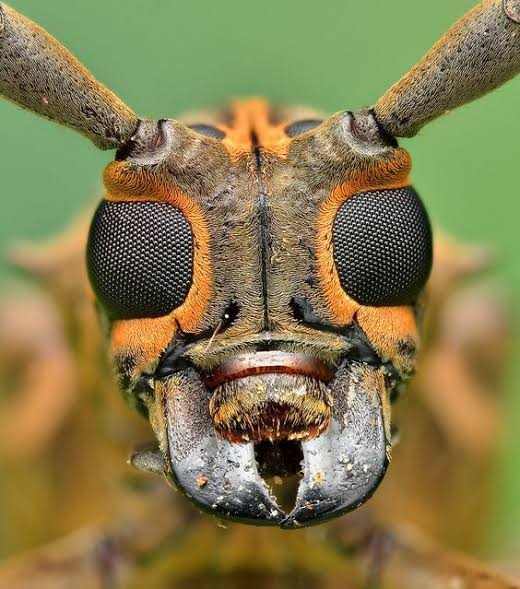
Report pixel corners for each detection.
[0,0,519,551]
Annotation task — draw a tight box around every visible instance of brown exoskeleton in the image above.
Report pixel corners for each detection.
[0,0,519,586]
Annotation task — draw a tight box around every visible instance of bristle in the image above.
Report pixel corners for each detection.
[209,373,332,443]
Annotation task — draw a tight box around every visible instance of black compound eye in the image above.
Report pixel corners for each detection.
[332,187,432,306]
[188,123,225,139]
[285,119,323,137]
[87,200,193,319]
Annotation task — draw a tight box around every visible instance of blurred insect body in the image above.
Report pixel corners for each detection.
[0,0,519,587]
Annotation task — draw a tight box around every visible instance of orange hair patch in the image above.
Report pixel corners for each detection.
[357,305,419,375]
[315,150,412,325]
[222,98,290,158]
[102,162,213,381]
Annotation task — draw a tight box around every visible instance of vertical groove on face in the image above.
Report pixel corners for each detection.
[254,146,273,330]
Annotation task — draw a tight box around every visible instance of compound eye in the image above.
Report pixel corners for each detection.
[87,200,193,319]
[332,187,432,306]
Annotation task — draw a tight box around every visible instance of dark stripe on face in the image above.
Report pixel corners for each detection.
[253,142,272,331]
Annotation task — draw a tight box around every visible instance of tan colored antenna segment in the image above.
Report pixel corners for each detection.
[0,3,137,149]
[374,0,520,137]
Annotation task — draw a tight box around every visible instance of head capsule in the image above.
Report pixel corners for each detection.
[86,102,432,528]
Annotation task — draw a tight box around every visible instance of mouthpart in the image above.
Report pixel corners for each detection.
[146,352,390,529]
[205,351,335,444]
